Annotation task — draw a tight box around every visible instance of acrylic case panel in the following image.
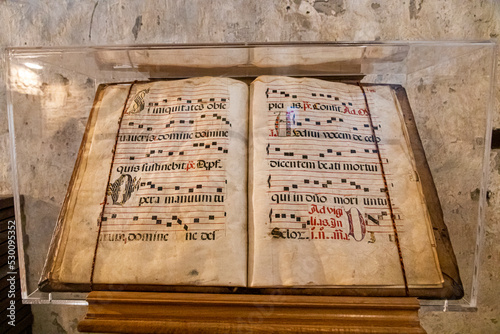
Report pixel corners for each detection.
[5,42,495,310]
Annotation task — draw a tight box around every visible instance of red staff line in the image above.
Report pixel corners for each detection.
[102,228,225,232]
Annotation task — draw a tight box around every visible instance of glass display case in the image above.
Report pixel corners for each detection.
[5,42,496,311]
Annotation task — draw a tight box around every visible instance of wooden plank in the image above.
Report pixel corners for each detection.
[79,291,426,333]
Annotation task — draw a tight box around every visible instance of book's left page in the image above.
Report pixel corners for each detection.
[40,77,248,291]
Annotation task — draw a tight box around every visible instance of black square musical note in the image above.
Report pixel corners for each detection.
[209,215,214,220]
[138,124,143,128]
[275,148,280,151]
[197,184,202,189]
[351,150,356,153]
[292,184,298,188]
[111,214,117,218]
[167,222,172,227]
[175,186,180,190]
[152,215,157,220]
[194,218,200,223]
[172,215,178,220]
[129,122,134,126]
[156,220,162,224]
[101,217,107,221]
[158,187,163,191]
[217,188,222,192]
[133,216,138,221]
[180,120,185,124]
[281,214,286,218]
[275,214,280,218]
[189,188,193,193]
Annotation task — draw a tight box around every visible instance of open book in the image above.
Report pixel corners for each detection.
[39,76,463,298]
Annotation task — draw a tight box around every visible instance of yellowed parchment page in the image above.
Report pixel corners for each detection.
[91,77,248,287]
[248,76,442,288]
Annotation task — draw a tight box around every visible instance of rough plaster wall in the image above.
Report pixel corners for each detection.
[0,0,499,333]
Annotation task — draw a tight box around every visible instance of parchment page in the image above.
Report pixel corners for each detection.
[249,76,442,288]
[42,84,129,288]
[91,77,248,286]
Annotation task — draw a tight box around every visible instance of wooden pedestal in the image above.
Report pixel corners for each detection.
[78,291,426,333]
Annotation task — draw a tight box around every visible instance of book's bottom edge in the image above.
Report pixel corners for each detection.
[38,282,463,300]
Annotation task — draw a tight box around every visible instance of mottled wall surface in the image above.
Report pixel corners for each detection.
[0,1,499,333]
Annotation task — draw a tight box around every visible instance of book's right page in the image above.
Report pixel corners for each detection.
[249,76,443,289]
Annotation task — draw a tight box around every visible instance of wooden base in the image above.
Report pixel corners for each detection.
[78,291,425,333]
